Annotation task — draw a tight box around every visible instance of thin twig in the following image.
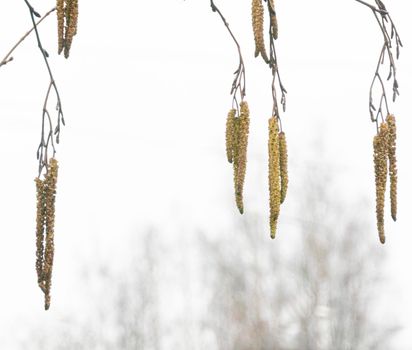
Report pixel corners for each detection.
[356,0,402,126]
[0,8,56,69]
[266,0,287,130]
[23,0,65,176]
[210,0,246,111]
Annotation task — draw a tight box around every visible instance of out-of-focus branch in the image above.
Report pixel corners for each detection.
[0,7,56,69]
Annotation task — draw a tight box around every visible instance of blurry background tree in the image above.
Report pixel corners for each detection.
[20,157,399,349]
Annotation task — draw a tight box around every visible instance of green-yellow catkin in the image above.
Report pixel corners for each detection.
[225,109,236,163]
[386,114,397,222]
[373,123,388,244]
[252,0,269,63]
[35,177,46,290]
[43,158,58,310]
[57,0,65,54]
[234,102,250,214]
[63,0,78,58]
[268,116,280,238]
[268,0,278,40]
[278,131,288,204]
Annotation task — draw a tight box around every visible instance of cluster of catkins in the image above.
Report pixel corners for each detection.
[373,114,397,244]
[57,0,78,58]
[252,0,278,63]
[268,116,288,238]
[225,102,250,214]
[35,158,59,310]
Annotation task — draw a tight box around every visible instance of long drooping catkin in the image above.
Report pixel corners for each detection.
[64,0,78,58]
[34,158,59,310]
[268,0,278,40]
[386,114,397,222]
[268,116,280,238]
[234,102,250,214]
[373,123,388,244]
[225,109,236,163]
[43,158,58,310]
[252,0,269,63]
[35,178,46,288]
[57,0,65,54]
[278,131,288,204]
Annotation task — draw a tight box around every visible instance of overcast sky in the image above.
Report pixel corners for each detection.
[1,0,411,348]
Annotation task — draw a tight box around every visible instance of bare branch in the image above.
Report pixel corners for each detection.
[0,8,56,69]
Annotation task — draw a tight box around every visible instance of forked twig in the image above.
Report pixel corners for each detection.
[210,0,246,112]
[356,0,402,127]
[265,0,287,130]
[23,0,65,176]
[0,8,56,68]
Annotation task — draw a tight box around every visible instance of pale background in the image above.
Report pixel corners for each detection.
[0,0,411,348]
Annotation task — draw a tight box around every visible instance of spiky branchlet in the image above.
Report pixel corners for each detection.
[268,116,280,238]
[278,131,288,204]
[252,0,269,63]
[386,114,397,222]
[34,158,59,310]
[57,0,65,54]
[234,102,250,214]
[373,123,388,244]
[64,0,78,58]
[225,109,236,163]
[268,0,278,40]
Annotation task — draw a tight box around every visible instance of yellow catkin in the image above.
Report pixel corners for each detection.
[64,0,78,58]
[268,116,280,238]
[278,131,288,204]
[268,0,278,40]
[57,0,65,54]
[252,0,269,63]
[386,114,397,222]
[35,177,46,290]
[43,158,59,310]
[234,101,250,214]
[225,109,236,163]
[373,123,388,244]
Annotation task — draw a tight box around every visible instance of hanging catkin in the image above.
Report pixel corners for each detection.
[252,0,269,63]
[268,116,280,238]
[386,114,397,222]
[225,109,236,163]
[234,102,250,214]
[35,178,46,287]
[35,158,59,310]
[278,131,288,204]
[373,123,388,244]
[64,0,78,58]
[268,0,278,40]
[57,0,65,54]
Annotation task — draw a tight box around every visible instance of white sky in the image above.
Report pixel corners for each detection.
[0,0,411,348]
